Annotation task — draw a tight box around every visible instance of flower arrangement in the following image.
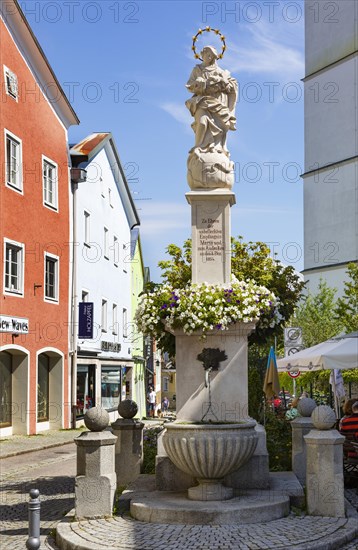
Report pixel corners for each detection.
[135,275,281,345]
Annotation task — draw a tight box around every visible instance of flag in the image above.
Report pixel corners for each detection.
[329,369,345,399]
[263,346,280,399]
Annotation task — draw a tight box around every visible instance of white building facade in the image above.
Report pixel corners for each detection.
[302,0,358,296]
[70,133,140,423]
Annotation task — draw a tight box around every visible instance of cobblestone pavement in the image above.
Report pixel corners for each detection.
[0,444,76,550]
[1,428,357,550]
[57,512,358,550]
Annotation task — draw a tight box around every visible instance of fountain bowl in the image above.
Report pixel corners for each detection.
[163,420,258,501]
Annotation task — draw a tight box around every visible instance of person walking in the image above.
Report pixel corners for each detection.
[147,387,156,418]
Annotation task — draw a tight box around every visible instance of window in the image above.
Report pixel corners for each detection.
[84,211,90,245]
[37,354,49,422]
[5,131,22,191]
[112,304,118,335]
[0,351,12,427]
[4,240,24,295]
[108,188,113,207]
[82,290,89,302]
[76,365,95,417]
[101,366,121,410]
[113,236,119,266]
[104,227,109,259]
[4,66,18,100]
[44,254,59,302]
[123,308,128,338]
[163,376,169,392]
[101,299,107,332]
[43,157,58,210]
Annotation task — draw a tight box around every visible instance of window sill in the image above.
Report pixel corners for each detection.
[44,202,58,212]
[4,289,24,297]
[44,297,59,304]
[6,182,23,194]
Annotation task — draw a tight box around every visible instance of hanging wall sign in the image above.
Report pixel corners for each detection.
[78,302,94,339]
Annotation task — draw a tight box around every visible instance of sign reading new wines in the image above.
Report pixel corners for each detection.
[78,302,94,339]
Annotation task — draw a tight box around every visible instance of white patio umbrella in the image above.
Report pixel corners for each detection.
[277,332,358,373]
[277,332,358,417]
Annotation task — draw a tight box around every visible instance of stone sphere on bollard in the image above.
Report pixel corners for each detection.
[118,399,138,419]
[84,407,109,431]
[311,405,336,430]
[297,397,317,417]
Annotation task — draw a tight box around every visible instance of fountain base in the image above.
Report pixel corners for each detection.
[188,479,233,501]
[130,489,290,524]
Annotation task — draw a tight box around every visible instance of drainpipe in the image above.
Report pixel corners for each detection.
[70,168,87,428]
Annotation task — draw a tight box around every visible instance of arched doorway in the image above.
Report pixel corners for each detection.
[0,347,29,435]
[37,350,64,431]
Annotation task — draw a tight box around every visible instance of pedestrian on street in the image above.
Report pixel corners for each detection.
[147,387,156,418]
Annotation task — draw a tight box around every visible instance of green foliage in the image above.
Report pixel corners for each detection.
[231,238,305,345]
[287,275,358,387]
[335,263,358,333]
[291,279,344,348]
[157,240,192,288]
[142,426,164,474]
[264,408,292,471]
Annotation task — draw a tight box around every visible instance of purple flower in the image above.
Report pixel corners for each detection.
[216,323,222,329]
[161,304,168,309]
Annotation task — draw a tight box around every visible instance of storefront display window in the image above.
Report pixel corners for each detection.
[77,365,95,417]
[0,351,12,427]
[101,365,125,410]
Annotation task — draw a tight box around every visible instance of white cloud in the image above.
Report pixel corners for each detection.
[139,202,189,235]
[160,102,191,127]
[224,22,304,79]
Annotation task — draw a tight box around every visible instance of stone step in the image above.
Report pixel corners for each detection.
[130,490,290,524]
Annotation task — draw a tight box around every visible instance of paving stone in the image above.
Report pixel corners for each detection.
[1,428,358,549]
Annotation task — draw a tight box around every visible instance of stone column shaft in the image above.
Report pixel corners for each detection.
[186,190,235,285]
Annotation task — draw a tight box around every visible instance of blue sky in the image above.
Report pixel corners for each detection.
[23,0,305,281]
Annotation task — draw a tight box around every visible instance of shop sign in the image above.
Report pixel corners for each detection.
[78,302,94,339]
[0,314,29,334]
[101,341,121,353]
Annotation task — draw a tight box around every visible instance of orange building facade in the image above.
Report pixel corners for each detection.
[0,1,79,435]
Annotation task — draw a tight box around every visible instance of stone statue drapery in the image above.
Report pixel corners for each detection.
[186,46,238,189]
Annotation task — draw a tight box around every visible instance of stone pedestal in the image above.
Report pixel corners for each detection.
[291,416,314,485]
[304,429,345,517]
[186,190,235,285]
[74,430,117,520]
[170,323,256,422]
[111,418,144,488]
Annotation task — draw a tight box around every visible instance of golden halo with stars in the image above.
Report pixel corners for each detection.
[191,27,226,61]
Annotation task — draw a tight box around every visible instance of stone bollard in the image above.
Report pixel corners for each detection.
[111,400,144,488]
[291,398,317,485]
[75,407,117,520]
[26,489,41,550]
[304,405,345,518]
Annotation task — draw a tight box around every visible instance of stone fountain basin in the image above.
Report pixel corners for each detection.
[163,421,258,500]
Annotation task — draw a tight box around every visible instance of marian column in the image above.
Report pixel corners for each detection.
[185,33,237,284]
